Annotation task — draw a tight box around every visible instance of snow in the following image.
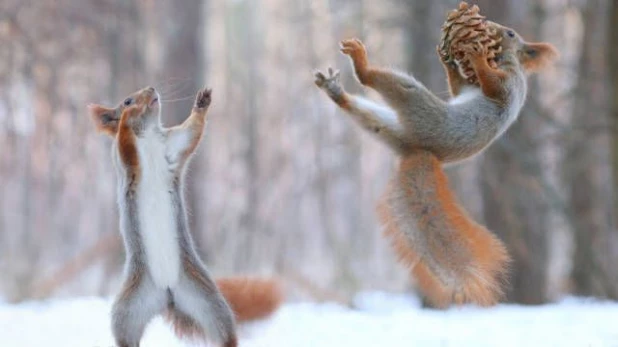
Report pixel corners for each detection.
[1,292,617,347]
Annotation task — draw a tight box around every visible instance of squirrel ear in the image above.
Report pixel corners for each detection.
[88,104,119,137]
[520,42,559,73]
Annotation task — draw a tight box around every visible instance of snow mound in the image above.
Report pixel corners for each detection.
[1,292,617,347]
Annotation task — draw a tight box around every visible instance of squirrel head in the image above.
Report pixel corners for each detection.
[89,86,160,136]
[486,21,559,74]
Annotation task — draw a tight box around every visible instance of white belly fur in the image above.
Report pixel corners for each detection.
[137,132,181,288]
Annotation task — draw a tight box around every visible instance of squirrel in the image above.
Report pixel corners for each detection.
[88,87,282,347]
[314,22,557,307]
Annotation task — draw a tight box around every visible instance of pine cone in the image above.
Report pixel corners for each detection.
[438,2,502,85]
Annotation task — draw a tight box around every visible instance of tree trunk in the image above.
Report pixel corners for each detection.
[160,0,207,250]
[610,0,618,228]
[476,0,550,304]
[567,0,618,299]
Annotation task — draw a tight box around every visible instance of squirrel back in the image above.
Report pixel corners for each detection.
[378,150,510,307]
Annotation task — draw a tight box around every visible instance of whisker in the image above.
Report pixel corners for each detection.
[155,77,194,97]
[158,83,190,97]
[159,95,196,103]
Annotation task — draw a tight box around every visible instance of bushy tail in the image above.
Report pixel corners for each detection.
[377,150,511,308]
[216,276,284,322]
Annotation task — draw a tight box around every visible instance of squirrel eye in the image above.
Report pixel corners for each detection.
[507,30,515,38]
[123,98,133,106]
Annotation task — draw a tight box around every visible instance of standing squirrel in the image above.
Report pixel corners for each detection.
[89,87,282,347]
[314,22,557,307]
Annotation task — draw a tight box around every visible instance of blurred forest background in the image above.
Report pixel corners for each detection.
[1,0,617,306]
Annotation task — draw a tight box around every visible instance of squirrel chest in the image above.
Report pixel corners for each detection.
[135,131,181,288]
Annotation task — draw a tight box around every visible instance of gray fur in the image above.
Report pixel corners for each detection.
[108,88,236,347]
[171,178,237,343]
[315,53,527,164]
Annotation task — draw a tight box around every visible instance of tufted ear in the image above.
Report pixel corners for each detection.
[88,104,118,137]
[520,42,559,73]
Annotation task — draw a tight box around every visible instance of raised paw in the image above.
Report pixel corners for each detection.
[314,67,346,102]
[461,41,488,59]
[340,38,366,56]
[194,88,212,109]
[436,45,457,68]
[436,45,448,62]
[340,38,369,68]
[314,67,343,91]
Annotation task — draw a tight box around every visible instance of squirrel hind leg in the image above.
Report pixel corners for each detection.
[169,258,237,346]
[111,273,166,347]
[164,304,239,347]
[378,197,453,308]
[164,303,203,341]
[383,214,508,307]
[379,151,511,308]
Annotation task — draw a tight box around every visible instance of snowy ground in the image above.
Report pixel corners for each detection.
[1,292,617,347]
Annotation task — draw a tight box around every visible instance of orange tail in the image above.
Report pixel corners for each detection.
[216,276,284,322]
[377,150,511,308]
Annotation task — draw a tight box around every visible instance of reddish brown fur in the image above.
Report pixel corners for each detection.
[466,51,509,106]
[88,104,119,136]
[116,106,144,189]
[216,277,284,322]
[520,42,559,73]
[334,93,352,110]
[439,20,558,98]
[378,150,510,308]
[88,87,157,138]
[340,39,405,91]
[340,39,369,83]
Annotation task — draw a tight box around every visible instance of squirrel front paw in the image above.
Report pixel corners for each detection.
[461,41,488,60]
[340,38,369,69]
[194,88,212,109]
[436,45,458,69]
[314,68,344,98]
